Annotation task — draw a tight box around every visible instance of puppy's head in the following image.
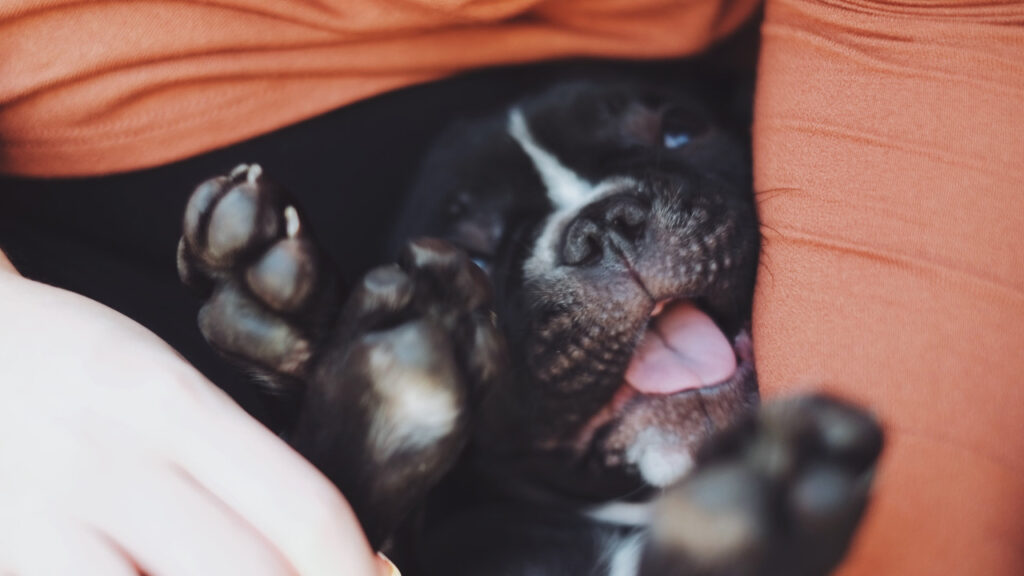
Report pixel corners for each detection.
[395,80,758,501]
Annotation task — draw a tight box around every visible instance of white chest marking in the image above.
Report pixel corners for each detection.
[584,501,654,527]
[606,533,645,576]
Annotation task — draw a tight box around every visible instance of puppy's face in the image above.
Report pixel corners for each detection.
[396,82,759,501]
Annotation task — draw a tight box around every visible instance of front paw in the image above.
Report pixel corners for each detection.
[291,238,505,548]
[643,395,883,576]
[177,163,340,388]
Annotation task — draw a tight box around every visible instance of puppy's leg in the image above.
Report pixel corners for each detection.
[639,395,883,576]
[290,238,504,547]
[177,163,341,391]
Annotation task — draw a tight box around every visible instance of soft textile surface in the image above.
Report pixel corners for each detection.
[753,1,1024,573]
[0,0,757,177]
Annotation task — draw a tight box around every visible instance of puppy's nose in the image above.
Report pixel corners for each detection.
[561,195,648,266]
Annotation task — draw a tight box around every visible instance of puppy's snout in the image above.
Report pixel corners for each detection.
[560,195,648,266]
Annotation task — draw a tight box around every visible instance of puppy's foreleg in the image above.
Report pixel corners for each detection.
[289,239,505,548]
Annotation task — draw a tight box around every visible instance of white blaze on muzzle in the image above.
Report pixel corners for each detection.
[507,106,639,276]
[507,107,592,211]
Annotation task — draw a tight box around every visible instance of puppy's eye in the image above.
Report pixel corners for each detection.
[663,132,691,149]
[661,106,711,149]
[471,257,491,276]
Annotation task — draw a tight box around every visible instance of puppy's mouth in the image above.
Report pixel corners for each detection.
[624,298,738,395]
[569,295,756,485]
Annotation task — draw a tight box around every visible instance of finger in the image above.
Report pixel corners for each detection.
[49,345,382,576]
[0,511,137,576]
[142,365,381,576]
[62,419,298,576]
[378,553,402,576]
[1,368,299,576]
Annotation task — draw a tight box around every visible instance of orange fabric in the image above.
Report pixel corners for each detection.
[0,0,758,177]
[753,1,1024,574]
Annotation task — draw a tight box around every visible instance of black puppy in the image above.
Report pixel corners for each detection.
[177,80,882,576]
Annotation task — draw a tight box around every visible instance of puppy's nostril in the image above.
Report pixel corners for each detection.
[561,196,650,266]
[562,217,603,266]
[606,200,648,241]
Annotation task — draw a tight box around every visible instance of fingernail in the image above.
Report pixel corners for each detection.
[378,552,401,576]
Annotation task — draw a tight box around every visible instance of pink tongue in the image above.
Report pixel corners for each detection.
[624,301,737,395]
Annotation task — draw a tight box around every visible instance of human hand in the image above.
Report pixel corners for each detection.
[0,264,394,575]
